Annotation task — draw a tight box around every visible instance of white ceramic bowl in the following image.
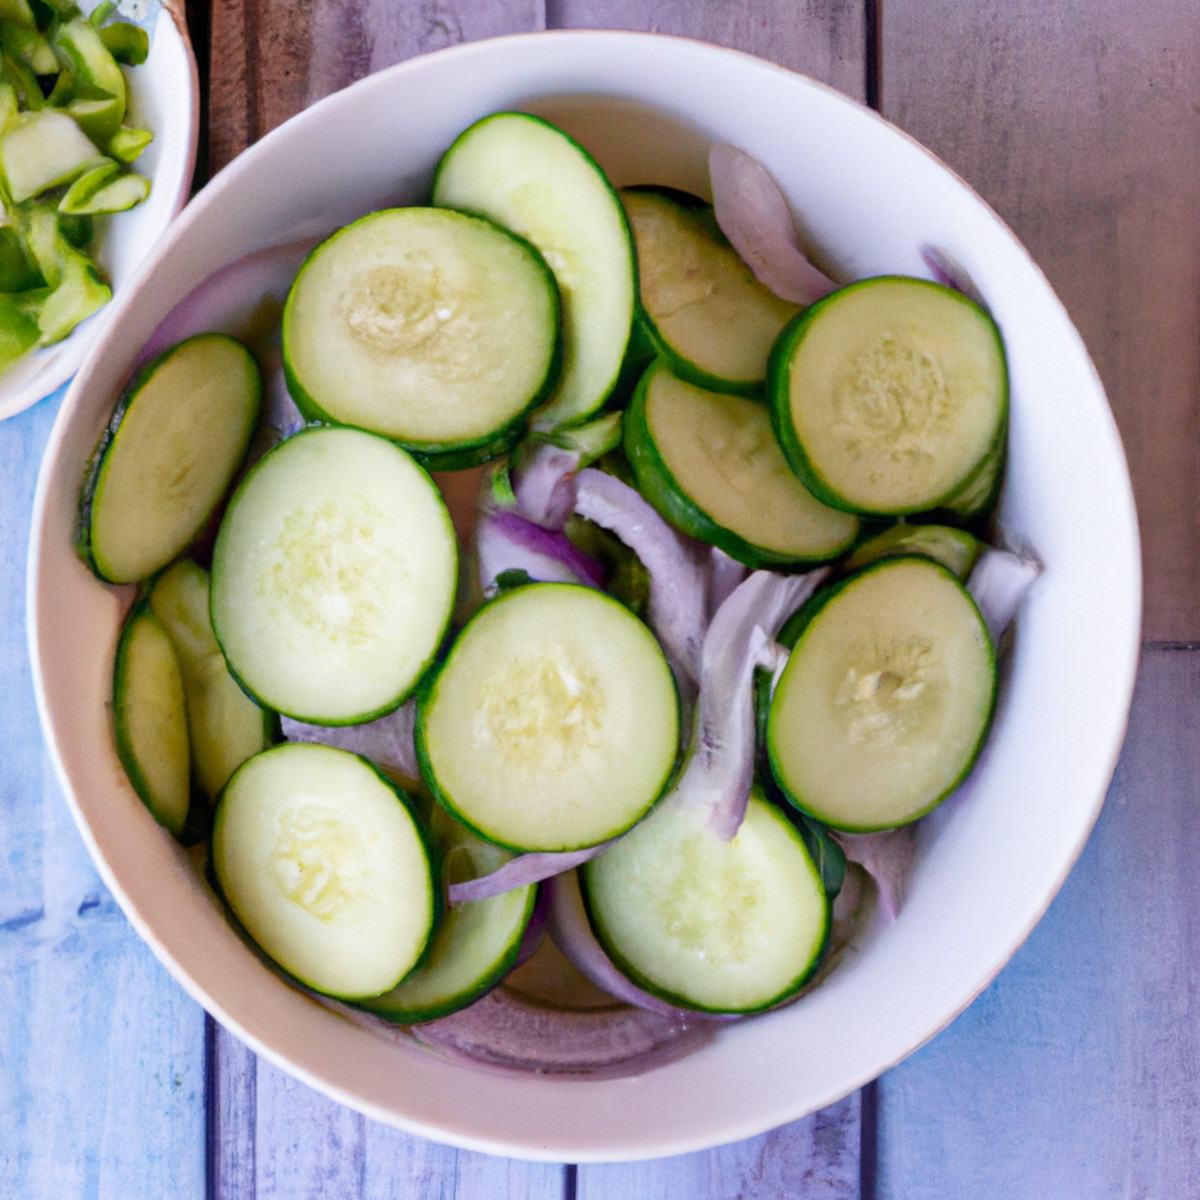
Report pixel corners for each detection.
[28,32,1141,1161]
[0,0,197,421]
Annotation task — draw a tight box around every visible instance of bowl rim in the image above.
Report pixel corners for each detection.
[27,28,1143,1161]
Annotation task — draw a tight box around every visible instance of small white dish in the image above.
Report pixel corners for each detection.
[27,33,1141,1162]
[0,0,198,422]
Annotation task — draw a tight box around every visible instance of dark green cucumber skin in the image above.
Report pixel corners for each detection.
[282,209,563,469]
[623,188,771,399]
[432,112,637,429]
[413,583,682,854]
[623,363,858,569]
[210,746,442,1002]
[578,805,831,1015]
[111,599,191,839]
[208,426,457,727]
[358,882,538,1025]
[843,521,984,580]
[767,276,1009,518]
[77,333,263,584]
[766,555,999,833]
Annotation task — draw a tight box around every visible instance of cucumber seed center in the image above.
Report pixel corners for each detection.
[268,803,371,921]
[835,635,938,745]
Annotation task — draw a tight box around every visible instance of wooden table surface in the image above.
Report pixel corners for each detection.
[3,1,1198,1196]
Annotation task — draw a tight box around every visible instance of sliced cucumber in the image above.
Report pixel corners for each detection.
[843,522,983,579]
[148,560,275,802]
[621,188,801,395]
[0,108,100,202]
[432,112,635,430]
[283,207,560,469]
[581,788,829,1014]
[417,582,679,853]
[213,743,437,1000]
[624,362,858,567]
[210,426,457,725]
[360,804,536,1023]
[767,556,997,831]
[769,276,1008,515]
[112,603,191,836]
[79,334,262,584]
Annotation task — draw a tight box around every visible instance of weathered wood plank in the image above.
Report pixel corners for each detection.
[880,0,1200,641]
[0,392,208,1200]
[546,0,867,101]
[209,0,546,171]
[577,1097,861,1200]
[874,647,1200,1198]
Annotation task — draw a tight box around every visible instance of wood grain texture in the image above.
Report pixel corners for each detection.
[880,0,1200,641]
[873,647,1200,1197]
[545,0,867,100]
[209,0,546,170]
[0,393,208,1200]
[576,1096,861,1200]
[208,1023,566,1198]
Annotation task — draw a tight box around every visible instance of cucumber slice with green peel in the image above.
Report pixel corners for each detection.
[843,522,983,579]
[417,582,679,853]
[0,293,38,368]
[60,168,148,215]
[621,188,801,395]
[112,603,191,837]
[212,743,438,1000]
[52,16,126,109]
[769,276,1008,516]
[211,426,458,726]
[581,788,830,1014]
[35,249,109,342]
[105,123,152,163]
[624,363,859,567]
[79,334,262,584]
[360,805,536,1023]
[432,111,635,431]
[0,108,100,201]
[282,207,560,469]
[767,556,997,832]
[148,560,276,802]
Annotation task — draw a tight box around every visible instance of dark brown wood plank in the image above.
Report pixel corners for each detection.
[880,0,1200,641]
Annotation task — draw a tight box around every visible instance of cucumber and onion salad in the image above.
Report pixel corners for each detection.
[0,0,156,373]
[82,109,1034,1029]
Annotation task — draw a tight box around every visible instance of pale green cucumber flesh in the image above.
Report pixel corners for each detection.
[283,207,559,463]
[81,334,262,584]
[625,364,858,567]
[770,276,1008,515]
[1,108,100,201]
[432,112,635,430]
[768,556,997,831]
[361,809,535,1023]
[582,790,829,1014]
[417,583,679,853]
[213,743,436,1000]
[210,427,458,726]
[113,605,191,836]
[149,560,275,802]
[621,188,800,394]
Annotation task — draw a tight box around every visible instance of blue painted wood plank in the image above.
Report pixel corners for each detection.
[0,391,208,1199]
[873,648,1200,1199]
[576,1096,860,1200]
[209,1022,568,1199]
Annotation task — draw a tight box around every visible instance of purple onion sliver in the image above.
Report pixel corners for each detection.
[707,546,749,618]
[967,544,1042,645]
[513,887,549,967]
[476,509,607,594]
[511,443,581,529]
[919,244,991,313]
[573,468,708,685]
[709,143,839,307]
[448,841,613,905]
[281,701,420,780]
[834,827,917,923]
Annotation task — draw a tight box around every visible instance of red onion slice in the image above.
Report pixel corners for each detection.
[834,828,917,923]
[475,509,607,594]
[573,468,708,686]
[967,543,1042,645]
[707,546,749,617]
[448,842,612,906]
[675,568,826,840]
[510,413,623,530]
[920,244,991,313]
[709,143,839,306]
[281,701,420,781]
